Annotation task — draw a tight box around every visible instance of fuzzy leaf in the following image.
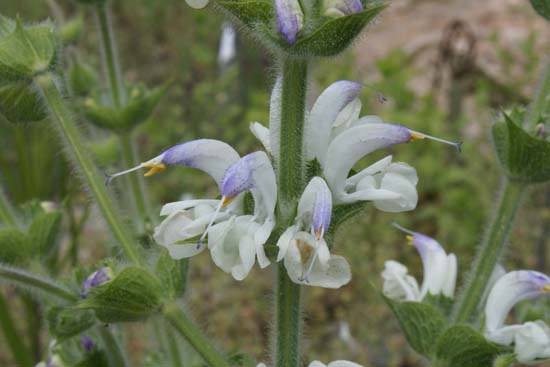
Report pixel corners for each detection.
[281,4,386,57]
[0,228,31,265]
[434,325,511,367]
[217,0,273,27]
[423,294,455,318]
[492,113,550,183]
[492,354,517,367]
[529,0,550,20]
[28,211,62,257]
[156,249,188,299]
[47,306,96,341]
[0,20,57,81]
[0,80,46,122]
[383,294,448,357]
[76,266,163,323]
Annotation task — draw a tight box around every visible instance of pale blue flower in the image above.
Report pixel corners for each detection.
[275,0,304,43]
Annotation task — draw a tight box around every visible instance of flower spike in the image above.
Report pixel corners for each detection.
[105,139,240,187]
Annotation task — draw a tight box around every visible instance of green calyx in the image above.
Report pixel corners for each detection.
[218,0,386,57]
[82,82,168,132]
[75,266,164,323]
[492,112,550,183]
[0,17,58,82]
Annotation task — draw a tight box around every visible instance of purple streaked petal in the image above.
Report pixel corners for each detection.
[80,335,94,352]
[275,0,303,43]
[336,0,363,14]
[158,139,240,187]
[221,152,269,199]
[485,270,550,332]
[311,179,332,238]
[81,268,112,298]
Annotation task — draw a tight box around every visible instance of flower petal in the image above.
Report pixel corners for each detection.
[327,361,365,367]
[297,177,332,238]
[305,81,363,165]
[345,155,393,188]
[485,270,550,333]
[276,225,299,261]
[324,123,412,203]
[373,166,418,213]
[275,0,304,43]
[269,76,282,167]
[165,242,205,260]
[441,254,457,298]
[514,321,550,363]
[250,122,272,154]
[159,199,219,216]
[232,234,256,281]
[381,260,421,301]
[185,0,209,9]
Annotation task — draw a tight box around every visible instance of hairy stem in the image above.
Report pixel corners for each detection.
[165,319,183,367]
[163,302,229,367]
[95,2,126,108]
[97,325,128,367]
[0,263,78,302]
[452,179,526,323]
[34,73,142,264]
[0,293,33,367]
[273,58,308,367]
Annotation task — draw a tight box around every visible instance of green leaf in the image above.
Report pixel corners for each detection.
[217,0,273,27]
[156,249,189,299]
[0,19,58,81]
[383,294,448,356]
[492,113,550,183]
[283,4,387,57]
[529,0,550,20]
[424,294,455,318]
[73,350,109,367]
[434,325,511,367]
[47,306,96,341]
[492,354,517,367]
[28,211,62,257]
[0,80,46,122]
[0,228,31,265]
[69,59,98,97]
[76,266,164,323]
[525,61,550,128]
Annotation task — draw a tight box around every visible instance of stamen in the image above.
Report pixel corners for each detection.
[104,164,145,186]
[360,82,387,104]
[409,130,463,152]
[314,226,324,241]
[143,163,166,177]
[196,196,232,249]
[542,284,550,293]
[391,221,416,236]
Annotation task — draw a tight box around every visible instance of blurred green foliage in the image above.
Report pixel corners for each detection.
[0,0,548,366]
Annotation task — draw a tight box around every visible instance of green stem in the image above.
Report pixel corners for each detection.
[524,58,550,130]
[0,188,18,227]
[34,73,142,264]
[452,179,526,323]
[0,263,78,302]
[273,58,308,367]
[95,2,125,108]
[163,302,229,367]
[0,293,34,367]
[119,134,152,232]
[277,58,308,223]
[165,319,183,367]
[97,325,128,367]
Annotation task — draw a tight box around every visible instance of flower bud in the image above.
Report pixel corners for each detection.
[76,266,164,323]
[68,58,97,96]
[323,0,364,18]
[275,0,304,43]
[59,16,84,45]
[47,306,96,342]
[0,18,58,81]
[81,267,113,298]
[0,80,46,123]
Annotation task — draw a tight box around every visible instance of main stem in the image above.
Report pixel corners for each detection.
[95,2,125,108]
[35,73,142,264]
[0,294,33,367]
[274,58,308,367]
[452,178,526,323]
[162,302,230,367]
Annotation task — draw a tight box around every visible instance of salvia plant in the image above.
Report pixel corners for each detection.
[0,0,549,366]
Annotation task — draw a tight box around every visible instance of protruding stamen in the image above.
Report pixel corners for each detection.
[314,226,324,241]
[104,164,145,186]
[542,284,550,293]
[391,222,416,236]
[360,82,387,104]
[196,196,233,249]
[409,130,463,152]
[143,163,166,177]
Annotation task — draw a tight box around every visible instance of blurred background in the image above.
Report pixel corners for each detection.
[0,0,549,366]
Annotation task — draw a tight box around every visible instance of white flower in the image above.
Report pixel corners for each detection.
[218,22,236,69]
[382,223,457,301]
[110,139,277,281]
[184,0,209,9]
[484,270,550,363]
[257,360,363,367]
[276,177,351,288]
[304,80,460,208]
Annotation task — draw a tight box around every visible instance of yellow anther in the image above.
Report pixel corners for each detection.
[221,196,236,207]
[315,227,323,241]
[410,132,426,142]
[406,235,414,245]
[142,163,166,177]
[542,284,550,293]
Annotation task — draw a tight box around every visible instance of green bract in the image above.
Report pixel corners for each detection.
[434,326,511,367]
[0,228,31,266]
[0,19,58,81]
[47,306,96,341]
[69,59,98,96]
[0,80,46,122]
[82,83,167,132]
[156,249,189,299]
[59,16,84,45]
[76,266,163,323]
[492,113,550,183]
